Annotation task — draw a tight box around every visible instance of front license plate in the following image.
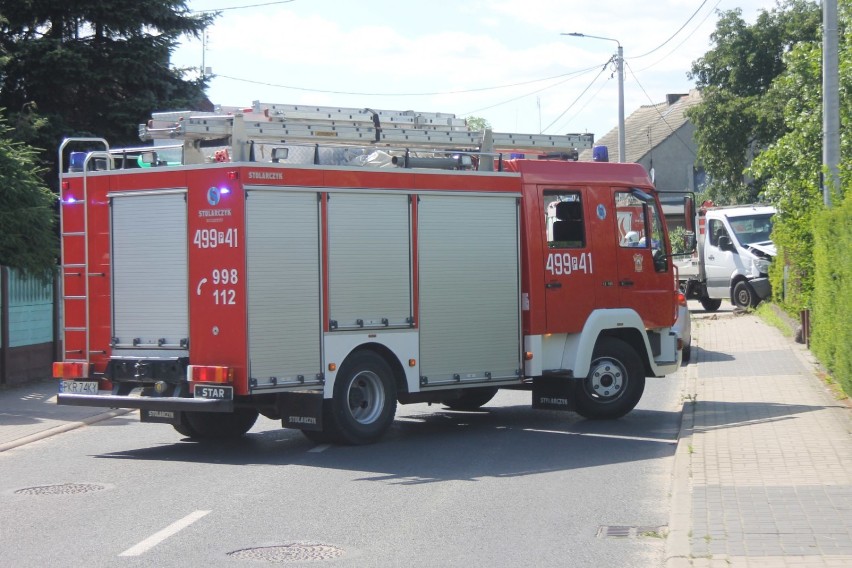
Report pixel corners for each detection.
[59,380,99,394]
[194,384,233,400]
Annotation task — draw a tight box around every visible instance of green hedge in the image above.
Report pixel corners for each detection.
[810,192,852,395]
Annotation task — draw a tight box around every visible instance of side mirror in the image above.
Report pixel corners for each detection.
[684,231,697,253]
[718,235,735,252]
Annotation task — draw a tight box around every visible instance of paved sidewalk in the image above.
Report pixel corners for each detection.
[0,379,129,452]
[667,304,852,567]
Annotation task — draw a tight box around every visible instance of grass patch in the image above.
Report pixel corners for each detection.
[755,302,794,338]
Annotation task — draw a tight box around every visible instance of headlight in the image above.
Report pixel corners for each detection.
[753,257,771,275]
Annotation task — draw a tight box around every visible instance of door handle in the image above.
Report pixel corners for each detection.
[546,281,562,289]
[708,255,715,260]
[619,279,634,287]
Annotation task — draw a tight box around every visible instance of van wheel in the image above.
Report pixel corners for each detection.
[733,281,758,309]
[575,338,645,420]
[183,408,259,439]
[699,297,722,312]
[326,351,397,445]
[442,387,499,410]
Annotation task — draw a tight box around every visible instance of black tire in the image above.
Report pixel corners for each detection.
[172,420,199,438]
[182,408,259,439]
[682,342,692,363]
[575,337,645,420]
[301,426,336,445]
[325,351,397,445]
[699,297,722,312]
[732,280,759,309]
[172,418,198,438]
[442,387,499,411]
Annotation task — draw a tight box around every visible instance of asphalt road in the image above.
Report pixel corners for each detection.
[0,366,686,568]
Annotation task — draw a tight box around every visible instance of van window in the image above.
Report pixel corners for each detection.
[708,219,728,247]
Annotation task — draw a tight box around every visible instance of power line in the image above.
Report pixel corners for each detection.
[550,73,613,134]
[461,62,608,116]
[215,65,604,98]
[624,60,697,157]
[541,58,612,134]
[628,0,710,60]
[633,0,720,73]
[192,0,296,13]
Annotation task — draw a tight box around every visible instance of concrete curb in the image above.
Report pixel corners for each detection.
[0,408,132,453]
[665,356,698,568]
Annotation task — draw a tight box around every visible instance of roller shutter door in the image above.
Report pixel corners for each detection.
[328,193,411,329]
[418,194,520,385]
[246,190,322,387]
[111,191,188,350]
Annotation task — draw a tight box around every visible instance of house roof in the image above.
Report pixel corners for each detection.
[579,89,702,163]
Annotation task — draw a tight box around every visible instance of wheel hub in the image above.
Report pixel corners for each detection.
[347,371,384,424]
[587,358,625,402]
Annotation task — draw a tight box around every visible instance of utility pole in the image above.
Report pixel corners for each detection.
[563,33,626,162]
[823,0,840,207]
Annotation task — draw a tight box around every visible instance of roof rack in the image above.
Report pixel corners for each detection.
[139,101,594,168]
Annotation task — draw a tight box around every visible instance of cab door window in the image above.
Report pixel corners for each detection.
[544,191,585,248]
[615,189,667,272]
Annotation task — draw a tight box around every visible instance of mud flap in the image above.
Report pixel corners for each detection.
[531,376,578,411]
[277,392,324,431]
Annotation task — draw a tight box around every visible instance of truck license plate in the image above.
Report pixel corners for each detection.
[59,380,99,394]
[194,384,233,400]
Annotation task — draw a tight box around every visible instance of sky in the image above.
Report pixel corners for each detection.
[171,0,780,141]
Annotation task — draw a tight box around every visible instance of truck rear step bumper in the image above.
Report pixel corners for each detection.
[57,393,234,413]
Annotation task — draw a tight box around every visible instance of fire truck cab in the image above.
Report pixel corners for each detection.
[53,103,681,445]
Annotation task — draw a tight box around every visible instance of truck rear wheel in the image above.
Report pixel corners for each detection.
[575,337,645,420]
[732,281,759,309]
[442,387,499,410]
[325,351,397,445]
[181,408,259,439]
[699,297,722,312]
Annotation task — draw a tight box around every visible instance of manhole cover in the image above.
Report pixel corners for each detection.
[14,483,106,496]
[597,525,667,539]
[227,543,344,563]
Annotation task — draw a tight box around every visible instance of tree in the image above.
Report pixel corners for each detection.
[748,0,851,314]
[0,1,215,178]
[0,114,57,278]
[466,116,491,131]
[686,1,821,204]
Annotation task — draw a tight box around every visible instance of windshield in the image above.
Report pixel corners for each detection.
[728,213,773,245]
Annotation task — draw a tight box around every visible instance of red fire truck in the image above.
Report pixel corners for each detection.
[53,102,682,444]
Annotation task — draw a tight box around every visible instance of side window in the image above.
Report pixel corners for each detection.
[708,219,727,247]
[616,189,667,272]
[616,192,646,247]
[544,191,585,248]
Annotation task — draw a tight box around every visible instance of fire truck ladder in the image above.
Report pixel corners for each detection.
[58,138,111,366]
[139,101,595,168]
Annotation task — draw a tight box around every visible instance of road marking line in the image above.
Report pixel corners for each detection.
[523,428,676,444]
[119,510,210,557]
[308,444,331,453]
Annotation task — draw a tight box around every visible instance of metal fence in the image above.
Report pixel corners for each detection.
[0,266,57,385]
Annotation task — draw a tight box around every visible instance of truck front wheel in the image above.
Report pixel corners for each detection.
[732,281,759,309]
[326,351,397,445]
[575,338,645,420]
